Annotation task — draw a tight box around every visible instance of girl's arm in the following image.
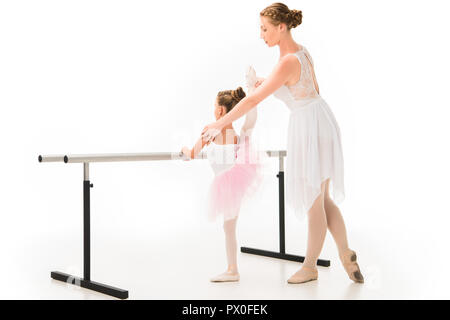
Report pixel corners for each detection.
[240,107,257,138]
[207,55,298,133]
[181,136,211,160]
[240,76,259,137]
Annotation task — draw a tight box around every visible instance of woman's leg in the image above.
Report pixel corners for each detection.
[287,179,328,283]
[323,179,364,282]
[302,179,328,268]
[323,178,350,257]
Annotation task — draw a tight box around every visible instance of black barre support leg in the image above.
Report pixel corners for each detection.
[241,170,331,268]
[240,247,330,267]
[50,165,129,299]
[279,171,285,254]
[84,180,90,281]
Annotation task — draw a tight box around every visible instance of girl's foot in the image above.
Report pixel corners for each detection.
[287,266,318,284]
[339,249,364,283]
[210,270,240,282]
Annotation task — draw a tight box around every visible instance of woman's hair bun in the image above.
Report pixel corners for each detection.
[288,9,302,29]
[231,86,246,102]
[260,3,302,30]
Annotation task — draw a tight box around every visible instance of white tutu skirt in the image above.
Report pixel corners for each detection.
[206,137,269,222]
[286,96,345,221]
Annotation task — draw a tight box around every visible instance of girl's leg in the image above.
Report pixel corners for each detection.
[223,216,239,274]
[210,210,240,282]
[287,179,328,284]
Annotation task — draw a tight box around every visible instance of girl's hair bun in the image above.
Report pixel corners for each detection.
[217,87,246,113]
[231,87,246,102]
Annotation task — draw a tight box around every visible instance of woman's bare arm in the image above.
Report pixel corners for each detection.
[215,55,298,129]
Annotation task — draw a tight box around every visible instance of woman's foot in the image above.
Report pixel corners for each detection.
[339,249,364,283]
[287,266,318,284]
[210,270,240,282]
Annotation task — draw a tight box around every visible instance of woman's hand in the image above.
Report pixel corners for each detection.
[180,146,191,161]
[201,121,222,143]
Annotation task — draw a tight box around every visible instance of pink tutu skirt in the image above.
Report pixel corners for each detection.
[206,137,267,222]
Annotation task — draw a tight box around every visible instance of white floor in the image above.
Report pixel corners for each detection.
[3,225,447,300]
[4,172,450,300]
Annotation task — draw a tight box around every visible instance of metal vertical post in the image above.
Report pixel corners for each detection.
[83,163,91,281]
[278,155,285,254]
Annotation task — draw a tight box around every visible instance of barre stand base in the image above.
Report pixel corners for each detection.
[240,170,331,268]
[51,271,128,300]
[240,247,330,267]
[50,166,129,300]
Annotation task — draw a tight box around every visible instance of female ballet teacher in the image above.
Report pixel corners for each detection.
[201,2,364,284]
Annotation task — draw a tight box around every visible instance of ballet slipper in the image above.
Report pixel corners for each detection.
[339,249,364,283]
[287,266,318,284]
[210,271,240,283]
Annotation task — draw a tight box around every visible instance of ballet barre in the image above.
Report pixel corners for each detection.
[38,150,330,299]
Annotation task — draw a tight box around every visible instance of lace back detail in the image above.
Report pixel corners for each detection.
[287,48,320,100]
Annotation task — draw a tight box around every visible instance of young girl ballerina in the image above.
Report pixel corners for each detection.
[180,68,266,282]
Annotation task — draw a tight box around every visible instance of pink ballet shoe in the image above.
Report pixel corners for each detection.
[287,266,318,284]
[210,271,240,282]
[340,249,364,283]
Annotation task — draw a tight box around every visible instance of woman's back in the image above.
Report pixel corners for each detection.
[273,46,321,109]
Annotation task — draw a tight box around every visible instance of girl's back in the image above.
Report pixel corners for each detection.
[207,134,240,176]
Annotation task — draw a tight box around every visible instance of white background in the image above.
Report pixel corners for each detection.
[1,0,449,299]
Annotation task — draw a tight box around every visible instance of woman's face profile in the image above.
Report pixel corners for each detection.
[260,16,280,47]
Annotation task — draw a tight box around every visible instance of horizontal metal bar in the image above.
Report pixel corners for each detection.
[266,150,287,158]
[64,152,198,163]
[38,150,287,164]
[38,155,66,163]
